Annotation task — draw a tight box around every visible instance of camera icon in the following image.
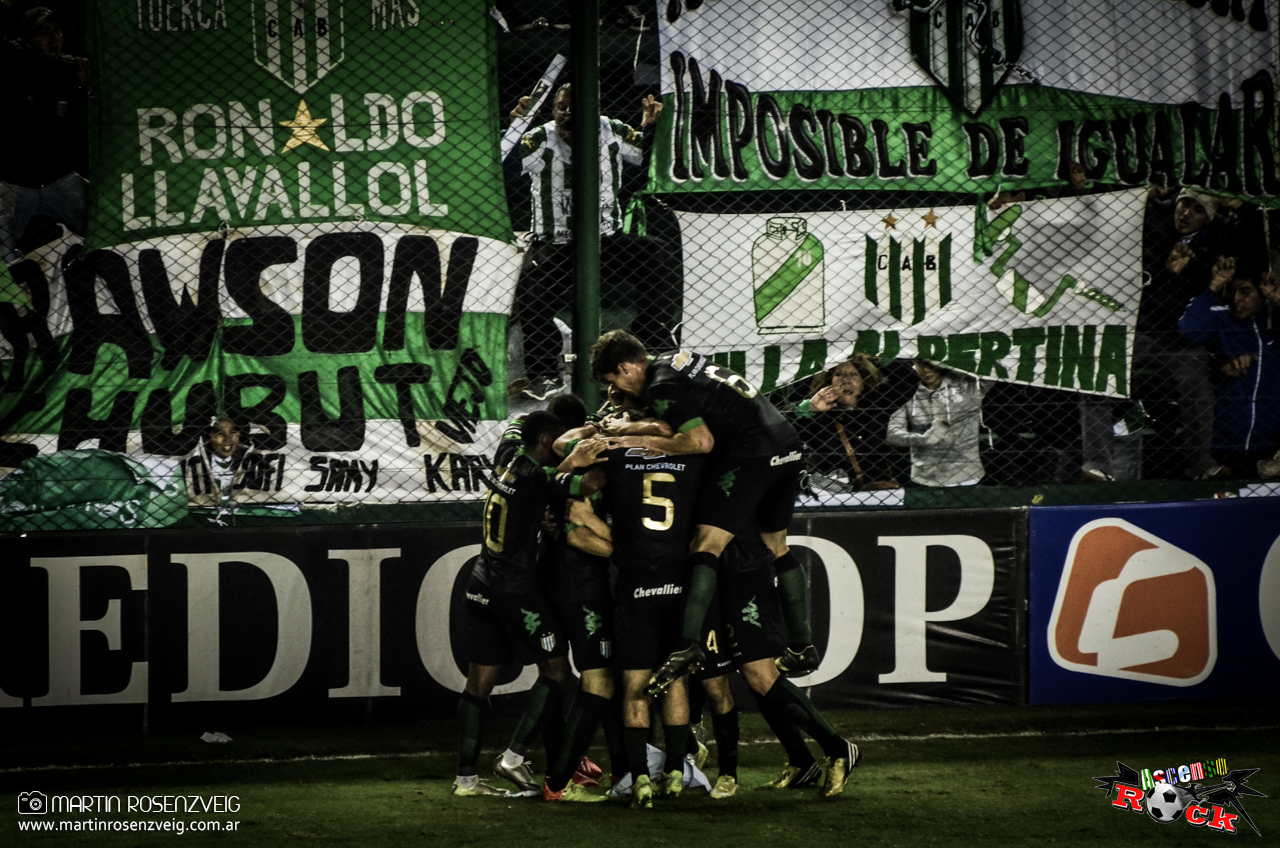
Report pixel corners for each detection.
[18,791,48,814]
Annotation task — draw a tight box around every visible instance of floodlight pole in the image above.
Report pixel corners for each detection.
[570,0,601,410]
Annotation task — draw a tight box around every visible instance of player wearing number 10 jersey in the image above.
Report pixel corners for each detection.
[453,410,605,798]
[591,331,818,693]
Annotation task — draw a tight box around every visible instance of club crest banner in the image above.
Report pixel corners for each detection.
[653,0,1280,197]
[678,187,1146,396]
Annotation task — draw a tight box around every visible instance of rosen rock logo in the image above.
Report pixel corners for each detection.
[1047,518,1217,685]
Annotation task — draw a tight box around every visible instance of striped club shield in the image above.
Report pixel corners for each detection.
[904,0,1024,117]
[252,0,345,94]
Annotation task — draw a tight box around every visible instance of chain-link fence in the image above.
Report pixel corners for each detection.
[2,1,1279,532]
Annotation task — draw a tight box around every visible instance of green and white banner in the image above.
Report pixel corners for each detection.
[655,0,1280,197]
[679,188,1146,397]
[0,2,520,514]
[90,0,510,244]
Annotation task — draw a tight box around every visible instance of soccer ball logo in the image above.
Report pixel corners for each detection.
[1145,782,1188,823]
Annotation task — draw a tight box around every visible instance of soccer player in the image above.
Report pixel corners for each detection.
[452,410,606,797]
[719,531,861,798]
[602,437,709,809]
[591,331,819,689]
[538,488,616,803]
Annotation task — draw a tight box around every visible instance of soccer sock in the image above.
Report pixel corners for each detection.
[548,692,608,791]
[624,726,650,781]
[681,551,720,642]
[751,689,814,767]
[685,686,706,758]
[711,708,739,778]
[601,700,626,780]
[774,552,813,648]
[662,723,690,774]
[456,691,486,777]
[510,675,563,767]
[763,678,844,758]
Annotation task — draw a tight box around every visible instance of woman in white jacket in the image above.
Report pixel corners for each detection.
[886,361,991,487]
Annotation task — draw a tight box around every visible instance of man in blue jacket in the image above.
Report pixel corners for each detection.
[1179,259,1280,477]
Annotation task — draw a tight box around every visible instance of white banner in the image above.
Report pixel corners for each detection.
[660,0,1277,109]
[679,187,1147,396]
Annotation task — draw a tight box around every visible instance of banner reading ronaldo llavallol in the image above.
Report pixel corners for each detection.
[0,1,519,515]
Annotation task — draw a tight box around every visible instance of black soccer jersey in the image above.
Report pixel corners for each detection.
[643,350,798,459]
[602,446,707,573]
[473,443,586,593]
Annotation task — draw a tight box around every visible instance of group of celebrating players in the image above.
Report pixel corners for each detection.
[451,330,860,807]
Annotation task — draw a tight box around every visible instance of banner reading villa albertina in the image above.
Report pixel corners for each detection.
[680,189,1145,397]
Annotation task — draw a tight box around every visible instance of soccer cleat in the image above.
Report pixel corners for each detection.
[761,760,822,790]
[493,754,539,793]
[819,741,861,799]
[631,774,655,810]
[543,779,607,802]
[658,769,684,798]
[576,756,603,780]
[451,779,505,797]
[645,643,706,696]
[709,775,738,799]
[775,644,822,676]
[685,739,710,771]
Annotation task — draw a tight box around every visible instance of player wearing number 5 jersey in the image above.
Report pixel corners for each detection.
[453,410,606,798]
[602,442,709,806]
[591,331,818,694]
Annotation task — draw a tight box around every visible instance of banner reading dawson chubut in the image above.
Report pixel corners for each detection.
[0,2,519,509]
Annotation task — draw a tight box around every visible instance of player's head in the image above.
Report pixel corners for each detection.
[547,392,587,429]
[522,410,568,461]
[592,330,648,395]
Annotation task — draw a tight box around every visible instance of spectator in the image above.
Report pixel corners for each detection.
[0,7,88,269]
[1080,186,1252,482]
[184,417,252,524]
[792,354,902,491]
[886,360,991,487]
[1178,260,1280,477]
[504,83,680,399]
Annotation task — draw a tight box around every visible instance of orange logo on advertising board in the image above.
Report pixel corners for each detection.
[1048,519,1217,686]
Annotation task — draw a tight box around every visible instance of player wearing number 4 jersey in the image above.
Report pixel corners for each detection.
[591,331,819,693]
[452,410,606,798]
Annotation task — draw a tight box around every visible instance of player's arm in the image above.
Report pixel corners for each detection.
[566,496,611,541]
[605,422,713,455]
[597,415,674,438]
[556,436,608,472]
[567,526,613,557]
[565,497,613,556]
[554,423,602,459]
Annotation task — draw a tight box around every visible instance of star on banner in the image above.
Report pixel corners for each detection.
[882,213,898,230]
[922,210,940,228]
[280,100,330,153]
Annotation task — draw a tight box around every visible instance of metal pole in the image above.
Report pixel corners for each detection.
[570,0,601,409]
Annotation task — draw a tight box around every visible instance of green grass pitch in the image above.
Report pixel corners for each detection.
[3,700,1275,846]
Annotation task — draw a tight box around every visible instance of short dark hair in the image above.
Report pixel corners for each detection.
[521,410,566,450]
[591,330,647,381]
[547,393,587,429]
